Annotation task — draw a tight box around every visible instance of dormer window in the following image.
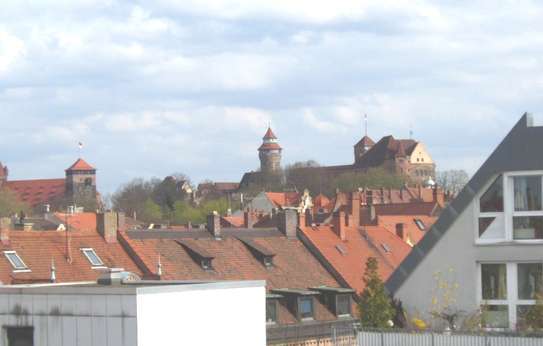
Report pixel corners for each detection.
[237,237,275,268]
[298,297,314,320]
[201,258,212,271]
[263,256,274,268]
[81,248,105,267]
[4,251,29,272]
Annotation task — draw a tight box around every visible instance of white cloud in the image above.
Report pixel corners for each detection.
[0,30,26,74]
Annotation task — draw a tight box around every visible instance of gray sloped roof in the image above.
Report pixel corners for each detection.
[386,113,542,294]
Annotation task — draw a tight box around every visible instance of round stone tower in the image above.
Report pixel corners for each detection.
[258,127,282,173]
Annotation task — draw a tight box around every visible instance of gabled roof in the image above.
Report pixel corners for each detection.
[265,192,300,208]
[66,158,95,172]
[5,179,66,207]
[355,136,418,167]
[386,114,538,294]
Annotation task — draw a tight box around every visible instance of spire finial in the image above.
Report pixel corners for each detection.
[364,114,368,137]
[409,124,413,139]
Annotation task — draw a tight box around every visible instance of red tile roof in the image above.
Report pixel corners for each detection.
[258,142,282,151]
[0,228,142,284]
[263,127,278,140]
[66,158,95,171]
[5,179,66,207]
[265,192,300,208]
[355,136,375,148]
[54,212,97,232]
[299,224,411,294]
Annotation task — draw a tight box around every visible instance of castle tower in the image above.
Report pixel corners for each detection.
[258,127,282,173]
[65,158,97,210]
[354,136,375,164]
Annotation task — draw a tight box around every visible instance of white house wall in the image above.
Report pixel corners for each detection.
[0,291,137,346]
[136,283,266,346]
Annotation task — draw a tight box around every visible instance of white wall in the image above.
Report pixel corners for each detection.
[136,282,266,346]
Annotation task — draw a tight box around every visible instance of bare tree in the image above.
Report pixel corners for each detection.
[436,170,469,195]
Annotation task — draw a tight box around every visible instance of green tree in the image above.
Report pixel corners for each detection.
[358,257,395,328]
[141,198,163,222]
[0,188,29,217]
[334,168,407,193]
[524,293,543,330]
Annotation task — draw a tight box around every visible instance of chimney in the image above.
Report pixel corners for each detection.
[396,223,406,241]
[117,212,126,231]
[349,191,360,228]
[97,212,119,243]
[418,184,423,200]
[0,217,11,246]
[244,211,256,228]
[333,210,347,241]
[278,209,297,239]
[366,190,374,206]
[298,210,306,228]
[207,211,221,239]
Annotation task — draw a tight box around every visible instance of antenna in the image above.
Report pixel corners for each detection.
[409,125,413,139]
[364,114,368,137]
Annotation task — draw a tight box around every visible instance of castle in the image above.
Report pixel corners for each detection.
[240,127,436,189]
[0,158,99,211]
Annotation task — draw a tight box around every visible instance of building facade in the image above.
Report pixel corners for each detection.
[387,114,543,330]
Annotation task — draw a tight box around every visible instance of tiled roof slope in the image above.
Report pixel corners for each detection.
[355,136,417,167]
[5,179,65,207]
[119,229,342,323]
[0,229,142,284]
[299,224,411,294]
[386,114,537,294]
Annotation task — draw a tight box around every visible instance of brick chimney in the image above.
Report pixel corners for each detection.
[349,191,360,228]
[244,211,256,228]
[298,210,306,228]
[278,209,297,239]
[207,211,221,239]
[333,210,347,241]
[97,212,118,243]
[0,217,11,246]
[396,223,406,241]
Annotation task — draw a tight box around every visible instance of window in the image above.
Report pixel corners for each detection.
[336,294,351,316]
[518,263,542,300]
[84,177,93,187]
[81,248,104,267]
[482,264,507,300]
[298,297,314,320]
[514,176,542,211]
[6,327,33,346]
[4,251,29,271]
[263,256,274,268]
[201,258,212,270]
[513,216,543,240]
[479,262,543,329]
[414,219,425,231]
[266,299,277,324]
[480,176,503,212]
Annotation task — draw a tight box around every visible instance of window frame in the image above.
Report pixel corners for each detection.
[476,172,543,244]
[266,299,278,325]
[297,296,315,321]
[3,251,30,272]
[335,294,352,317]
[80,248,106,268]
[477,262,541,330]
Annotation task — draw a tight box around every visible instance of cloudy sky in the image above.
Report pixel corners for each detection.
[1,1,543,193]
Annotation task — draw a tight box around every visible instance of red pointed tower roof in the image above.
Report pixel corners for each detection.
[263,127,278,140]
[66,158,95,172]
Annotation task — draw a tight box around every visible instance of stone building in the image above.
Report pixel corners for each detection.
[240,126,436,189]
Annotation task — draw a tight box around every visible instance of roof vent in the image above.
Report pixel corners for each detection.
[97,268,141,285]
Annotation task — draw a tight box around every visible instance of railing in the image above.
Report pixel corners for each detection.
[267,319,357,345]
[358,329,543,346]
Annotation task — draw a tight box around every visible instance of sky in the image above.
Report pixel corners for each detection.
[1,1,543,194]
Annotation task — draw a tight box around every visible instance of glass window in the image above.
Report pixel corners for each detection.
[482,305,509,329]
[414,219,425,231]
[478,217,496,237]
[298,297,314,320]
[480,176,503,212]
[336,294,351,316]
[482,264,507,300]
[6,327,33,346]
[81,248,104,267]
[514,176,542,211]
[513,216,543,240]
[4,251,28,270]
[518,263,543,300]
[266,299,277,324]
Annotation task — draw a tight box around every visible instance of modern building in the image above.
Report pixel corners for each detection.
[0,158,99,212]
[387,114,543,330]
[0,271,265,346]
